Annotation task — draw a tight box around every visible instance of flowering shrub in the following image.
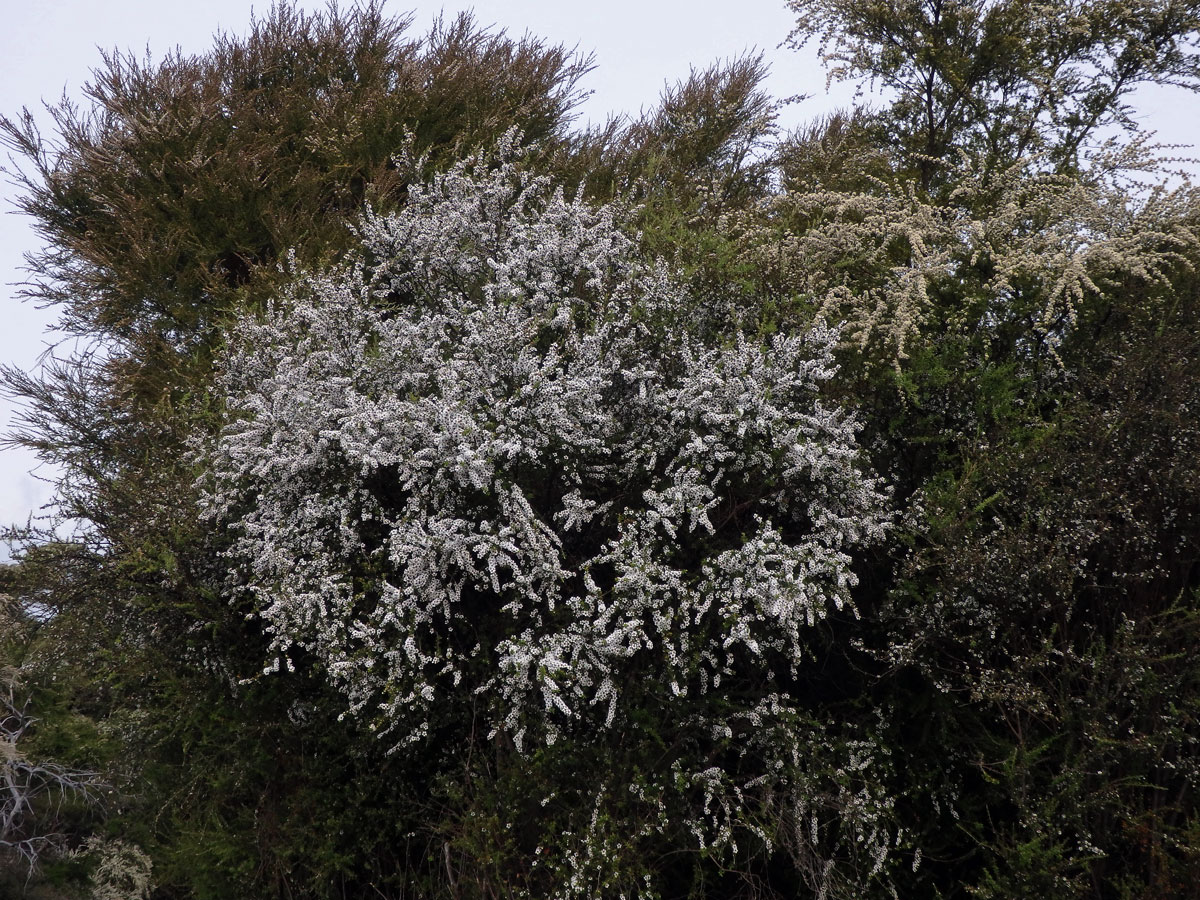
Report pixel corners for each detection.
[202,138,896,895]
[724,144,1199,367]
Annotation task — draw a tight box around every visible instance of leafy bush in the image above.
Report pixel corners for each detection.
[201,137,897,898]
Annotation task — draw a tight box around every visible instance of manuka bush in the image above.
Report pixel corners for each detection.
[200,137,898,898]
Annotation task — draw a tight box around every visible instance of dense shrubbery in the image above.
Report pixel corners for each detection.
[3,1,1200,898]
[200,143,895,896]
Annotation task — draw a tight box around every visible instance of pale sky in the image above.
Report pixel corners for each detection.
[1,1,1197,544]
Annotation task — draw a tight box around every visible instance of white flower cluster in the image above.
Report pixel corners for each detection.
[201,139,893,876]
[727,144,1199,365]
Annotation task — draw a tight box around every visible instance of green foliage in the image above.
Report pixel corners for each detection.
[0,587,110,898]
[1,4,600,898]
[3,2,590,345]
[3,0,1200,896]
[787,0,1200,188]
[561,54,783,332]
[862,172,1200,896]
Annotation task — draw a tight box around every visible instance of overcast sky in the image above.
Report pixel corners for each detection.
[1,1,1197,545]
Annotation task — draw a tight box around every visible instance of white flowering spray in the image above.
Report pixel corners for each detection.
[725,140,1199,367]
[201,135,896,896]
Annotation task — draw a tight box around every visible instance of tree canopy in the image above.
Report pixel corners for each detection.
[3,2,1200,898]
